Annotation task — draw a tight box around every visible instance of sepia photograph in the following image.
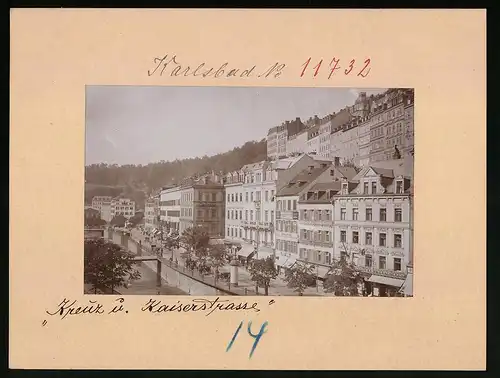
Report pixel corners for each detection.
[84,86,414,297]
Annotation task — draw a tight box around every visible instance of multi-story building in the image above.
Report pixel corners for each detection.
[296,165,358,278]
[358,115,372,167]
[332,158,413,297]
[160,185,181,233]
[402,90,415,157]
[329,109,354,164]
[179,172,225,238]
[145,193,160,231]
[224,169,246,245]
[110,197,136,219]
[305,124,320,154]
[369,88,414,162]
[331,118,360,165]
[267,118,306,159]
[286,130,308,155]
[100,202,112,222]
[274,160,334,271]
[91,196,112,212]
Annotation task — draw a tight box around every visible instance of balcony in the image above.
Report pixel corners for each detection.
[276,210,299,220]
[299,239,333,248]
[299,219,333,226]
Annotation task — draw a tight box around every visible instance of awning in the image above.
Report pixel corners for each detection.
[367,275,405,288]
[315,265,332,279]
[256,246,274,260]
[237,243,255,258]
[277,255,297,269]
[398,273,413,296]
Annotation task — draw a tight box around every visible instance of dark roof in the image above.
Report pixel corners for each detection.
[336,166,358,180]
[371,167,395,178]
[330,109,352,131]
[277,165,330,196]
[309,181,341,192]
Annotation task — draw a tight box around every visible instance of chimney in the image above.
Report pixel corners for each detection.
[334,157,340,167]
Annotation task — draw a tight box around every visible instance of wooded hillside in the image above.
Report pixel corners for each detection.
[85,139,268,208]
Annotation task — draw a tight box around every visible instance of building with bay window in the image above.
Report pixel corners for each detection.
[332,158,413,296]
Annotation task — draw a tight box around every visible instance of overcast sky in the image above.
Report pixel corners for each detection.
[85,86,387,166]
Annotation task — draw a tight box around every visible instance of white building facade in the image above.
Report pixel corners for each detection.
[92,196,112,212]
[110,198,136,219]
[332,162,412,297]
[160,186,182,233]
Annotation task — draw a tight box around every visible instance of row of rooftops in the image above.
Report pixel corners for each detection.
[276,157,413,203]
[267,88,414,141]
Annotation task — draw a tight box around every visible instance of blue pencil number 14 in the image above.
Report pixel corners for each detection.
[226,320,268,359]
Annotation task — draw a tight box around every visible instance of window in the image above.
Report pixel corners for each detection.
[365,232,372,245]
[265,191,269,201]
[251,192,254,202]
[293,200,297,210]
[239,229,242,238]
[394,208,402,222]
[325,210,331,220]
[341,251,347,262]
[239,210,242,219]
[394,258,401,271]
[365,255,372,267]
[325,253,331,265]
[396,180,403,194]
[246,192,249,202]
[394,234,402,248]
[250,210,254,221]
[227,210,230,219]
[353,208,359,220]
[342,183,348,193]
[211,209,216,218]
[371,182,377,194]
[352,231,359,244]
[235,211,238,220]
[265,211,269,222]
[380,208,387,221]
[287,200,291,210]
[340,230,347,242]
[363,182,369,194]
[271,190,275,200]
[340,208,346,220]
[379,256,386,269]
[239,193,242,202]
[325,231,330,242]
[379,233,386,246]
[227,227,230,236]
[271,211,274,223]
[212,193,217,202]
[366,208,372,221]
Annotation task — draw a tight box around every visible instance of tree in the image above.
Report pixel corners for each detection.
[284,261,316,296]
[84,238,141,294]
[110,215,127,227]
[323,258,363,296]
[208,244,226,282]
[248,257,278,295]
[128,212,144,227]
[180,226,210,260]
[85,217,107,227]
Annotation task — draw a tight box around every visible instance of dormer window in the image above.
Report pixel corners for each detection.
[396,180,404,194]
[341,183,348,194]
[371,182,377,194]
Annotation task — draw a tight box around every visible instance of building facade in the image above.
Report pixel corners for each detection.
[110,197,136,219]
[332,159,413,296]
[275,161,334,271]
[267,118,306,159]
[224,169,246,244]
[145,194,160,231]
[160,185,182,233]
[91,196,112,212]
[179,173,225,238]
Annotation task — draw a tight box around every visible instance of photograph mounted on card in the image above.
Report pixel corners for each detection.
[10,9,485,370]
[85,85,415,299]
